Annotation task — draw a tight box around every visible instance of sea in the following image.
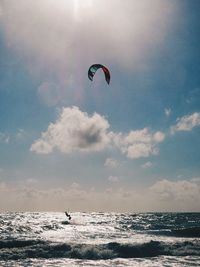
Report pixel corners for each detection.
[0,212,200,266]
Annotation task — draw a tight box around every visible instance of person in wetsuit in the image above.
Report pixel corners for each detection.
[65,211,71,220]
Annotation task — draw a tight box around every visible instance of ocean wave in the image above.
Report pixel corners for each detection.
[171,227,200,238]
[0,239,200,260]
[139,226,200,238]
[0,239,44,249]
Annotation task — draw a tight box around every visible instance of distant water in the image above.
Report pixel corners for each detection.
[0,212,200,266]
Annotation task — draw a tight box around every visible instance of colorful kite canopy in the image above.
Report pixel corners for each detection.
[88,64,110,85]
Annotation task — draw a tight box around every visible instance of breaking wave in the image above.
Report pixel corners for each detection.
[0,239,200,260]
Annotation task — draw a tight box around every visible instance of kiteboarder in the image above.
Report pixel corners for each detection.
[65,211,71,221]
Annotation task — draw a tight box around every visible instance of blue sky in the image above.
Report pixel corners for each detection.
[0,0,200,212]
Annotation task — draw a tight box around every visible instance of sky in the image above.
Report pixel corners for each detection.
[0,0,200,212]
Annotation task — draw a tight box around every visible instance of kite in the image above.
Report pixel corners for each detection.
[88,64,110,84]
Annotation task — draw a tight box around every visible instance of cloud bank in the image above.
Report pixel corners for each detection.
[30,106,165,159]
[150,179,200,208]
[1,178,200,212]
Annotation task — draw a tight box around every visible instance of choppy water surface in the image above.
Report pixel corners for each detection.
[0,212,200,266]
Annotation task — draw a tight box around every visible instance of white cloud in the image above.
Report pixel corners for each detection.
[0,130,30,143]
[16,128,27,139]
[104,158,118,168]
[141,161,153,169]
[30,106,111,154]
[31,107,165,159]
[153,131,165,143]
[0,132,10,144]
[30,139,53,154]
[164,108,171,117]
[127,143,157,159]
[114,128,165,159]
[171,112,200,134]
[108,176,119,183]
[186,88,200,104]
